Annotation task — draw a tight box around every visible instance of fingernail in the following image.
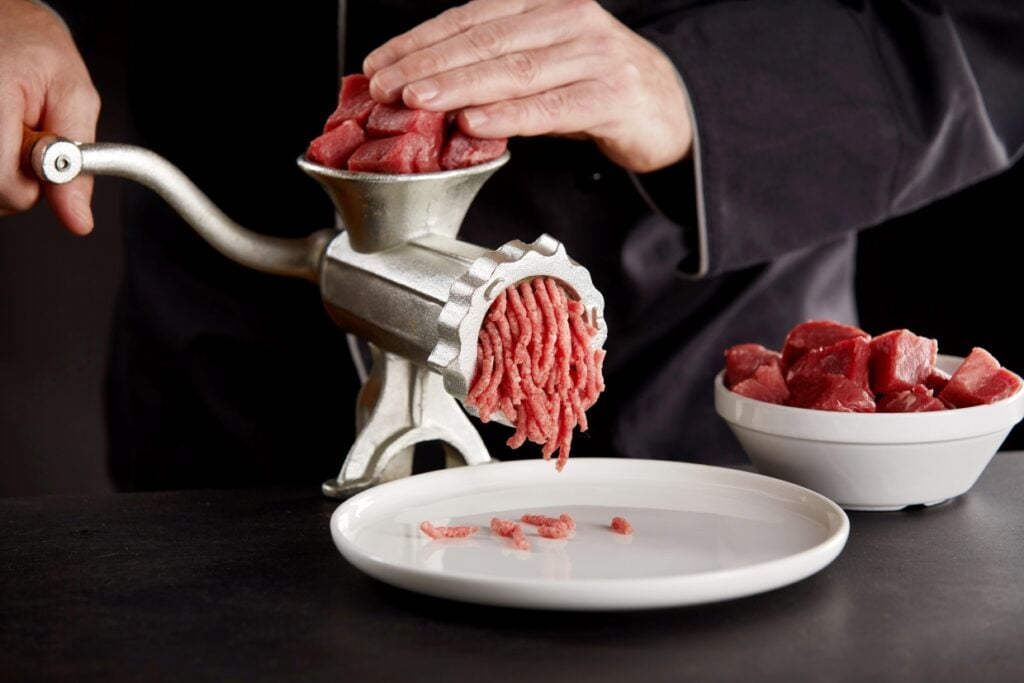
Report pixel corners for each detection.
[373,70,404,98]
[463,110,488,129]
[363,50,392,77]
[406,79,438,104]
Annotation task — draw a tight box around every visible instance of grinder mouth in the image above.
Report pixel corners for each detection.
[297,152,511,253]
[430,234,607,404]
[297,151,510,183]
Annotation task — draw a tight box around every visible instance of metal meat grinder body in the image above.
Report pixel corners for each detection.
[25,134,607,498]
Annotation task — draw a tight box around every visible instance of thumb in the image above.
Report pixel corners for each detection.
[44,175,95,236]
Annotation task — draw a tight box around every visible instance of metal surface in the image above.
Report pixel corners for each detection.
[26,132,608,498]
[318,231,606,404]
[432,234,606,403]
[25,132,83,184]
[297,153,508,252]
[321,348,491,498]
[28,136,331,281]
[302,154,603,495]
[301,157,608,403]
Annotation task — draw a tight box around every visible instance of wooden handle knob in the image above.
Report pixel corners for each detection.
[21,125,54,172]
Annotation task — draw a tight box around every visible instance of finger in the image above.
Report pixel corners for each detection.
[368,1,579,101]
[363,0,532,77]
[459,80,610,139]
[402,42,600,111]
[0,85,42,213]
[42,77,101,235]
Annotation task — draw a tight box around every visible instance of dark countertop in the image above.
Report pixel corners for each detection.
[3,453,1023,683]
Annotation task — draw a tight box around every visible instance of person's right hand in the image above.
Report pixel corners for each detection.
[363,0,692,173]
[0,0,100,235]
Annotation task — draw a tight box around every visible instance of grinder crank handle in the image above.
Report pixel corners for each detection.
[21,127,333,282]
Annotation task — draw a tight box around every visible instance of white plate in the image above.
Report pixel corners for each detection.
[330,458,849,610]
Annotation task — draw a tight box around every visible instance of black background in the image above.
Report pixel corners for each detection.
[1,3,1020,495]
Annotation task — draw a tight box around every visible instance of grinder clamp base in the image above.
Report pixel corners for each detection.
[321,347,492,499]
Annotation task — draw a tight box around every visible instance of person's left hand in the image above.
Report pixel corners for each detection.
[363,0,692,173]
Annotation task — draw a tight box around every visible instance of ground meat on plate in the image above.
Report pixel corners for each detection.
[419,521,479,539]
[610,517,633,535]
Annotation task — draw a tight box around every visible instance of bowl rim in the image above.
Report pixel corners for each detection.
[714,354,1024,444]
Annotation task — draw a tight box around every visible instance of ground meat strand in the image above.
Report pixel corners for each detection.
[419,521,479,539]
[510,528,530,551]
[490,517,530,550]
[610,517,633,535]
[490,517,518,536]
[537,525,571,539]
[467,277,605,471]
[520,513,571,535]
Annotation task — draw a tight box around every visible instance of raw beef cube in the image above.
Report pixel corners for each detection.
[787,336,871,397]
[338,74,370,106]
[781,320,869,370]
[348,133,435,174]
[305,119,365,169]
[365,105,444,171]
[724,343,782,388]
[938,347,1023,407]
[440,132,508,170]
[877,385,947,412]
[366,103,445,139]
[923,367,951,393]
[731,363,790,405]
[324,75,375,131]
[787,373,876,412]
[869,329,938,394]
[413,135,442,173]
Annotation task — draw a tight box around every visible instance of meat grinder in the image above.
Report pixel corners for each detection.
[24,131,607,497]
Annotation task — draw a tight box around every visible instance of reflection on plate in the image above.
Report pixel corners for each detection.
[330,458,848,610]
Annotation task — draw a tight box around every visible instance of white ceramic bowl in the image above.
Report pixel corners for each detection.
[714,355,1024,511]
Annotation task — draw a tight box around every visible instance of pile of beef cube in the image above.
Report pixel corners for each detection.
[725,320,1022,412]
[306,75,507,174]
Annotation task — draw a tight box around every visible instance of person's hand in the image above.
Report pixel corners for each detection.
[363,0,692,173]
[0,0,101,235]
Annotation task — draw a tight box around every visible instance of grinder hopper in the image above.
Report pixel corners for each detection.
[24,132,607,497]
